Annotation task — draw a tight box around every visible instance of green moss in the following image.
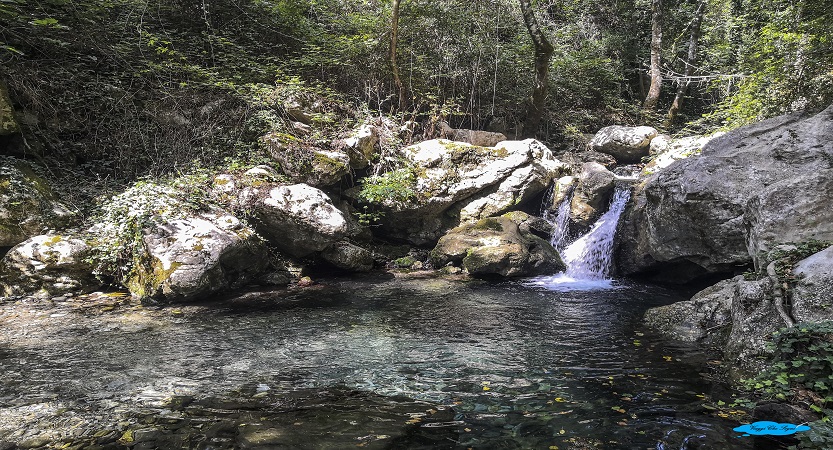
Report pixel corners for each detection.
[470,217,504,232]
[128,258,182,299]
[43,235,63,246]
[394,256,417,268]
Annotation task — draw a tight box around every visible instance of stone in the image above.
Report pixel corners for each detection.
[376,139,566,245]
[261,132,350,187]
[0,82,19,136]
[430,215,565,277]
[321,241,374,272]
[589,125,657,162]
[569,162,616,228]
[644,277,735,343]
[642,133,722,175]
[618,106,833,282]
[343,123,379,169]
[126,213,268,302]
[0,157,74,247]
[0,234,97,297]
[792,245,833,323]
[550,176,575,208]
[251,184,348,258]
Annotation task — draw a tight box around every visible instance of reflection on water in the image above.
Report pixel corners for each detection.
[0,276,751,449]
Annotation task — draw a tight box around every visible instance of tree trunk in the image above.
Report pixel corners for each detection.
[519,0,554,138]
[390,0,407,110]
[667,0,706,124]
[643,0,663,111]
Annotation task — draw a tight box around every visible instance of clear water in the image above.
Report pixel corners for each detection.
[0,277,751,449]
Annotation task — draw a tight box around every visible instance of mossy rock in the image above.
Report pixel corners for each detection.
[0,157,74,247]
[0,82,20,136]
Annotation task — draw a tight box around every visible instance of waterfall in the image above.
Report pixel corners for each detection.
[561,187,630,280]
[530,185,631,290]
[543,187,573,251]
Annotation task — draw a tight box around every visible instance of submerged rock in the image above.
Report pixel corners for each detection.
[430,215,564,277]
[619,106,833,282]
[0,157,74,247]
[589,125,657,162]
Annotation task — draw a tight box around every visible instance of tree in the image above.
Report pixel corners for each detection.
[666,0,706,124]
[643,0,663,111]
[389,0,407,110]
[519,0,554,137]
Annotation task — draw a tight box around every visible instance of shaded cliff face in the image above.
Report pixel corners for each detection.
[617,105,833,283]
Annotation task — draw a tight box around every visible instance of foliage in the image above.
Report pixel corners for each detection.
[742,321,833,404]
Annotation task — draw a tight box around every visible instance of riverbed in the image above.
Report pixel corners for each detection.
[0,274,751,449]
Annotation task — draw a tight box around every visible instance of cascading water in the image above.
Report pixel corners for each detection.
[543,187,574,251]
[530,184,632,290]
[561,187,630,280]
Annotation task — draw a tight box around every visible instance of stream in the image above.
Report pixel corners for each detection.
[0,275,752,449]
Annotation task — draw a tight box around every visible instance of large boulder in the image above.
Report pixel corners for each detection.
[0,234,97,297]
[262,132,350,187]
[644,275,782,377]
[430,214,565,277]
[372,139,566,245]
[589,125,657,162]
[321,241,374,272]
[792,245,833,323]
[569,162,615,228]
[644,277,735,343]
[126,213,267,302]
[642,133,722,175]
[618,106,833,282]
[0,157,73,247]
[249,183,348,258]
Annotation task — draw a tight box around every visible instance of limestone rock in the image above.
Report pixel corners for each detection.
[644,277,735,343]
[343,124,379,169]
[430,215,564,277]
[589,125,657,162]
[252,184,348,258]
[642,133,722,175]
[0,234,97,297]
[321,241,374,272]
[618,106,833,282]
[262,132,350,187]
[0,157,74,247]
[377,139,565,245]
[570,162,615,228]
[792,245,833,323]
[127,213,267,302]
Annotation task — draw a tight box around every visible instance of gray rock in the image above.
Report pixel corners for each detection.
[589,125,657,162]
[262,132,350,187]
[252,184,348,258]
[430,215,565,277]
[343,124,379,169]
[0,234,97,297]
[321,241,374,272]
[792,245,833,323]
[0,157,74,247]
[618,106,833,282]
[570,162,616,228]
[377,139,566,245]
[126,213,267,302]
[644,277,735,343]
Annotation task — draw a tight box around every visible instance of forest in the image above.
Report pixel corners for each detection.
[1,1,833,449]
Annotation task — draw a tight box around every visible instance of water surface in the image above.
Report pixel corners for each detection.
[0,275,751,449]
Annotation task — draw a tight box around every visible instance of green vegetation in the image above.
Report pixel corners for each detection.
[740,322,833,448]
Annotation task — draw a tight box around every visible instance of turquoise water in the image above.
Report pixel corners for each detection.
[0,276,752,449]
